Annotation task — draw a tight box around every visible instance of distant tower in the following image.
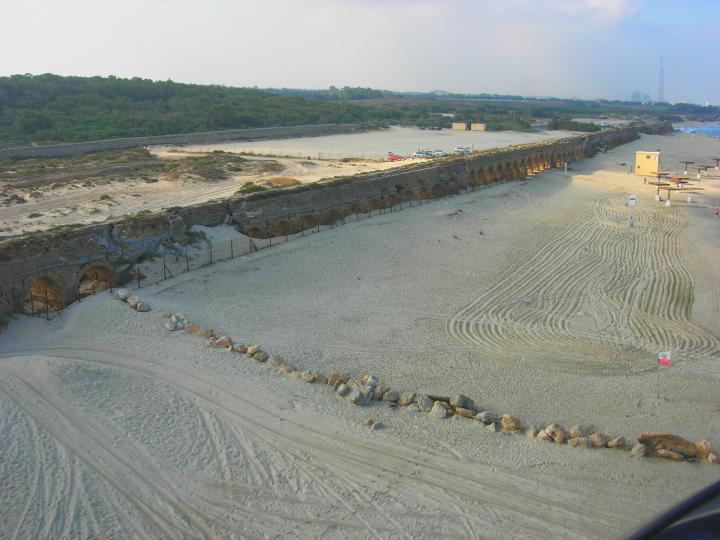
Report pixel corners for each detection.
[658,56,665,103]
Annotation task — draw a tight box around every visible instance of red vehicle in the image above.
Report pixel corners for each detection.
[386,152,404,162]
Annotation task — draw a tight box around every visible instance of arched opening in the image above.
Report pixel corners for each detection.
[475,168,486,185]
[417,187,430,200]
[79,265,113,297]
[387,194,398,207]
[367,199,381,212]
[27,276,64,313]
[273,220,291,237]
[301,215,318,230]
[403,189,413,200]
[322,208,343,225]
[485,166,495,184]
[247,227,266,239]
[431,184,443,198]
[549,153,556,168]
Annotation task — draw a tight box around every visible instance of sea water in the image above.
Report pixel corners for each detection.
[677,124,720,138]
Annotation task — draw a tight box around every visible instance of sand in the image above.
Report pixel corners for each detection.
[1,131,719,538]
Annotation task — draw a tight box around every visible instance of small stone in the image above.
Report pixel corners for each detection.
[269,355,284,366]
[315,374,328,384]
[114,289,130,301]
[350,389,364,405]
[696,440,713,461]
[525,426,538,439]
[336,383,350,397]
[568,426,585,439]
[232,344,248,354]
[500,414,522,432]
[567,437,592,449]
[486,422,498,433]
[475,411,499,425]
[416,395,434,413]
[301,371,316,383]
[657,448,685,461]
[372,384,386,401]
[126,296,141,308]
[708,453,720,465]
[630,443,648,457]
[398,393,416,406]
[246,345,260,356]
[450,394,470,409]
[254,351,269,363]
[160,309,171,318]
[370,420,383,431]
[383,390,400,402]
[608,436,626,449]
[429,401,448,419]
[454,407,475,419]
[590,433,609,448]
[186,323,213,338]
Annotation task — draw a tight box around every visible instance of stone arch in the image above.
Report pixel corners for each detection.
[79,265,113,297]
[301,215,318,230]
[273,220,291,237]
[417,187,430,200]
[323,208,343,225]
[247,227,266,239]
[431,184,444,198]
[27,276,64,312]
[485,166,495,184]
[367,199,381,212]
[474,168,486,185]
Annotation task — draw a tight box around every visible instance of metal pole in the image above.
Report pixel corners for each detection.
[230,239,234,258]
[45,289,49,321]
[209,244,213,264]
[137,267,141,289]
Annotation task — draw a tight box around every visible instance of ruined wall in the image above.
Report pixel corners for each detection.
[0,123,363,160]
[0,126,640,316]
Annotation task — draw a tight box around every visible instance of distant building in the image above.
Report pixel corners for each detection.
[630,90,651,103]
[635,150,660,176]
[470,123,487,131]
[451,122,468,130]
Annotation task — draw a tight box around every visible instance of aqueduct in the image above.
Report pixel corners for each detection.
[0,126,647,317]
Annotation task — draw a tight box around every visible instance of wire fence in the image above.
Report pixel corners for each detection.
[234,147,391,161]
[131,181,504,290]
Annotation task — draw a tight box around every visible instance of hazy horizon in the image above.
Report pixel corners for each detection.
[1,0,718,105]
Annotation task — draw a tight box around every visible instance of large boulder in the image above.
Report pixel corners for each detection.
[126,296,141,308]
[246,345,260,356]
[454,407,475,419]
[383,390,400,402]
[538,424,567,444]
[210,336,232,348]
[590,433,609,448]
[630,443,648,458]
[186,323,213,338]
[708,453,720,465]
[475,411,499,425]
[450,394,471,409]
[114,289,130,301]
[500,414,522,432]
[254,350,269,363]
[568,437,592,449]
[416,395,434,413]
[429,401,448,419]
[336,383,350,397]
[232,344,248,354]
[608,436,626,449]
[398,393,416,406]
[372,384,387,401]
[135,302,151,312]
[638,432,698,460]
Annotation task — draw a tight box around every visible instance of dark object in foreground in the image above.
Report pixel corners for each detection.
[626,479,720,539]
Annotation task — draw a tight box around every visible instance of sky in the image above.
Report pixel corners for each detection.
[1,0,718,104]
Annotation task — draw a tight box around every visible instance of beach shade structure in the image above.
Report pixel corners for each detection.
[679,160,694,174]
[712,158,720,170]
[648,181,670,195]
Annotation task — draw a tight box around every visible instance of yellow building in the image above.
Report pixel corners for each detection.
[470,123,487,131]
[451,122,468,131]
[635,151,660,176]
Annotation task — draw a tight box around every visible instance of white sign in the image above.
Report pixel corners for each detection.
[629,194,637,206]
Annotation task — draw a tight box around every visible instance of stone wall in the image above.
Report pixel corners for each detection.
[0,126,640,317]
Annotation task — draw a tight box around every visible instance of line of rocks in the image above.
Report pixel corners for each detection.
[115,289,719,467]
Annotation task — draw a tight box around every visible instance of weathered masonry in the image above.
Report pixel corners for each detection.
[0,126,645,317]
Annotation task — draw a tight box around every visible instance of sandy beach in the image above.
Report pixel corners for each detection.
[1,131,719,539]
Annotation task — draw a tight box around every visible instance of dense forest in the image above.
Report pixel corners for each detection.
[1,74,717,145]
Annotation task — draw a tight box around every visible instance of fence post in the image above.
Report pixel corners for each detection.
[209,244,213,265]
[44,289,50,321]
[30,291,35,316]
[137,267,141,289]
[230,239,234,259]
[185,250,190,272]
